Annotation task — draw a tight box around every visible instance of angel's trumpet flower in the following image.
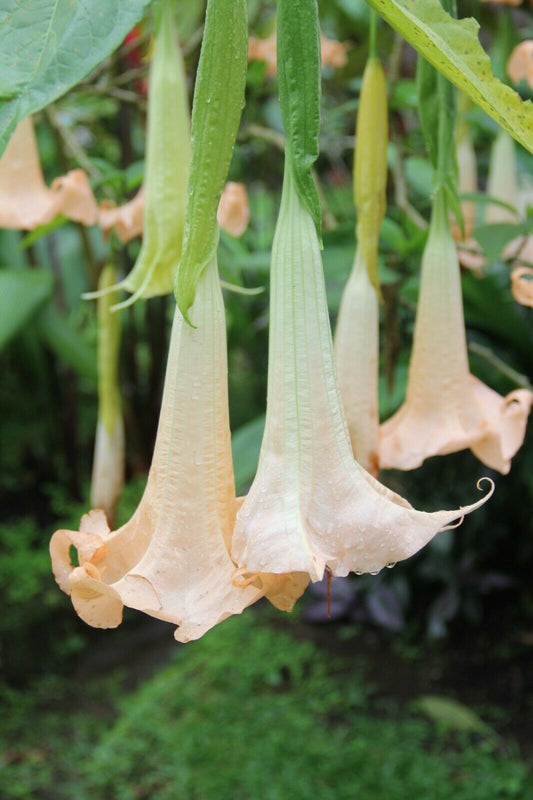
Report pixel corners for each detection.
[90,266,125,528]
[507,40,533,90]
[217,182,250,237]
[486,130,519,225]
[248,32,347,77]
[98,187,144,243]
[334,55,386,475]
[0,116,97,230]
[380,190,533,474]
[89,0,191,308]
[231,166,493,584]
[453,94,478,241]
[51,256,306,641]
[334,249,379,476]
[511,266,533,307]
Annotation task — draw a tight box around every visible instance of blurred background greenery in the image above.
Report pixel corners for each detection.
[1,0,533,797]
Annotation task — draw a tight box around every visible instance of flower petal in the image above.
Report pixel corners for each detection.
[232,167,493,583]
[51,259,264,642]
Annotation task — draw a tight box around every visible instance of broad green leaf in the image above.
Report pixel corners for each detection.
[277,0,322,237]
[413,695,495,737]
[0,268,52,350]
[366,0,533,153]
[0,0,151,156]
[232,415,265,493]
[175,0,248,319]
[473,221,533,264]
[36,303,96,382]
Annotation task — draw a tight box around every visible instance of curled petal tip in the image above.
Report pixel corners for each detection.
[476,476,495,498]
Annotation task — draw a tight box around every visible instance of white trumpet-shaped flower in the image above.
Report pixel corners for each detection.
[380,190,533,474]
[231,166,493,584]
[334,248,379,476]
[0,116,97,230]
[51,256,305,641]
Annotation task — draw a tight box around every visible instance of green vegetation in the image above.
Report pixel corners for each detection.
[1,614,531,799]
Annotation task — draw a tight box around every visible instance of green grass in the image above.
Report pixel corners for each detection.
[1,613,532,800]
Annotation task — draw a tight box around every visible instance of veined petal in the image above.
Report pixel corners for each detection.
[0,116,97,230]
[380,191,532,472]
[51,258,269,642]
[231,167,493,584]
[334,248,380,476]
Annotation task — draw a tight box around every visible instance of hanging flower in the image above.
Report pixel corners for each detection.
[334,249,380,476]
[88,0,191,308]
[334,54,387,476]
[511,266,533,307]
[452,94,478,246]
[90,266,125,528]
[485,130,519,225]
[248,32,347,77]
[380,190,533,474]
[217,182,250,237]
[98,180,250,245]
[51,256,307,642]
[98,187,145,243]
[507,41,533,90]
[0,115,97,230]
[231,166,493,584]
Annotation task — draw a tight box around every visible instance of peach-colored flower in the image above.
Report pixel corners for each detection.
[51,256,306,641]
[231,165,493,585]
[507,40,533,89]
[511,266,533,307]
[98,187,144,243]
[0,116,97,230]
[334,248,380,476]
[453,109,478,243]
[248,32,347,76]
[217,182,250,237]
[98,181,250,246]
[380,191,532,474]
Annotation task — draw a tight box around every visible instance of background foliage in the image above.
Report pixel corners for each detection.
[1,0,532,796]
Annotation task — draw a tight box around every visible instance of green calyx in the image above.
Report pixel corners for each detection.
[277,0,322,242]
[118,0,191,308]
[174,0,248,321]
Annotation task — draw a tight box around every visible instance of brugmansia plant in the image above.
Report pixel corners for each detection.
[334,21,386,476]
[50,0,307,642]
[1,0,521,640]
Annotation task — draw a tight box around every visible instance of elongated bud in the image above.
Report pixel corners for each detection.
[91,266,125,526]
[354,57,388,296]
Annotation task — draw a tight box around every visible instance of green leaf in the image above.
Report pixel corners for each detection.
[277,0,322,238]
[365,0,533,153]
[232,415,265,494]
[175,0,248,319]
[0,268,53,350]
[36,303,96,382]
[473,221,533,264]
[413,695,495,737]
[0,0,151,156]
